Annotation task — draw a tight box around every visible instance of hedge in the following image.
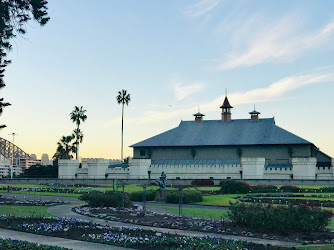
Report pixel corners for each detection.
[166,190,203,204]
[79,191,132,208]
[251,185,277,193]
[219,180,251,194]
[129,190,156,202]
[280,185,302,192]
[228,202,333,234]
[191,179,214,186]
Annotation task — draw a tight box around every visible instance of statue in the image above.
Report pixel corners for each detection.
[156,171,167,190]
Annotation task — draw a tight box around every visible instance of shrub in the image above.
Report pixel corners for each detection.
[228,202,333,234]
[319,187,334,193]
[251,185,277,193]
[191,179,214,186]
[130,190,156,202]
[166,190,203,204]
[219,180,251,194]
[79,191,132,208]
[280,185,302,192]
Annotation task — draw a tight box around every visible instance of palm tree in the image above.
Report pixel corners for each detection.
[116,89,131,162]
[53,135,76,160]
[72,128,83,146]
[70,106,87,160]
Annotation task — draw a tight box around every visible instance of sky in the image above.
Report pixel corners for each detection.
[1,0,334,160]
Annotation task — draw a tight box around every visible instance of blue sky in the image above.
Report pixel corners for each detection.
[1,0,334,159]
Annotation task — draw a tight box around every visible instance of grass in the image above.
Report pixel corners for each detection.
[148,205,229,220]
[185,186,221,191]
[193,194,241,206]
[296,245,334,250]
[0,205,52,217]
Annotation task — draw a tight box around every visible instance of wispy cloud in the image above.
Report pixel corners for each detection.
[203,72,334,109]
[218,16,334,70]
[122,72,334,125]
[184,0,220,18]
[173,82,205,100]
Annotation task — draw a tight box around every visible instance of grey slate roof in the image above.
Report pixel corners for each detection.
[152,158,241,166]
[131,118,312,147]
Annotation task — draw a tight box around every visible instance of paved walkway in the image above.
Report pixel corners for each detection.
[0,228,129,250]
[48,204,298,247]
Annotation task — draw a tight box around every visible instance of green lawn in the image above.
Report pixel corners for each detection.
[193,194,241,206]
[185,186,221,191]
[296,245,334,250]
[0,205,52,217]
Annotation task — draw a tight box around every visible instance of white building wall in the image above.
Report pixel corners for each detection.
[57,157,327,180]
[292,158,316,180]
[241,158,265,179]
[58,160,79,179]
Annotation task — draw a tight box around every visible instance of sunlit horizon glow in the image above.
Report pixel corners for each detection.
[1,0,333,160]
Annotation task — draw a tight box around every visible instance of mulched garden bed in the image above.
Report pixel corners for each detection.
[73,205,334,245]
[0,196,67,206]
[0,215,271,249]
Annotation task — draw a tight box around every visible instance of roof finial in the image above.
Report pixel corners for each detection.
[198,106,200,113]
[225,88,227,97]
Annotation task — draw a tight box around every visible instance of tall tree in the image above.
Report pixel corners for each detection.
[0,83,10,128]
[70,106,87,160]
[116,89,131,162]
[53,135,76,161]
[0,0,50,128]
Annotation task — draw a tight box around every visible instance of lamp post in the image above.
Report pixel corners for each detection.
[179,187,183,216]
[143,186,147,211]
[122,184,125,209]
[8,133,17,179]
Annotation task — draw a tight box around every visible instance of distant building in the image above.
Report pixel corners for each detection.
[41,154,50,165]
[59,96,333,180]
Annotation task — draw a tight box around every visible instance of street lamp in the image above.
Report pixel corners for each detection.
[142,186,147,211]
[8,133,17,179]
[179,187,184,216]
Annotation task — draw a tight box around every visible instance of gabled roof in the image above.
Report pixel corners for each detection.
[130,118,313,148]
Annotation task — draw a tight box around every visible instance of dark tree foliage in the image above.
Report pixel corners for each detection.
[53,135,77,164]
[0,0,50,128]
[19,164,58,178]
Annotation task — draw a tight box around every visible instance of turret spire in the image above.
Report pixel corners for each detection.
[220,93,233,122]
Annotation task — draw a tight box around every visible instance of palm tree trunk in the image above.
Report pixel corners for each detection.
[121,103,124,162]
[76,124,79,160]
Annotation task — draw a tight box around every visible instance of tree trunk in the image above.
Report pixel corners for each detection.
[76,124,79,160]
[121,103,124,162]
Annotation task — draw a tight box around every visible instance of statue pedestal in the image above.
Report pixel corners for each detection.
[155,189,170,201]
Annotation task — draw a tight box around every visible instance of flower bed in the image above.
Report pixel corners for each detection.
[0,215,254,249]
[0,196,67,206]
[73,205,334,245]
[0,238,69,250]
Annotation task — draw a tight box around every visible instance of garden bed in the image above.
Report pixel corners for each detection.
[0,238,69,250]
[73,205,334,245]
[0,196,67,206]
[0,215,263,249]
[241,195,334,207]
